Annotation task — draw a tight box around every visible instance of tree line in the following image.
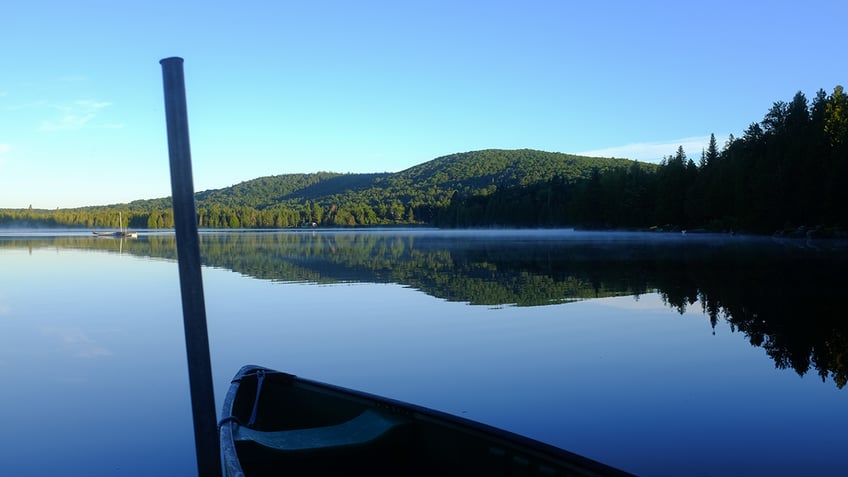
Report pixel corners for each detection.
[1,150,638,229]
[2,86,845,233]
[439,86,847,234]
[0,202,413,229]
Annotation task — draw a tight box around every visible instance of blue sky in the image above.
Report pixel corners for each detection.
[1,1,844,209]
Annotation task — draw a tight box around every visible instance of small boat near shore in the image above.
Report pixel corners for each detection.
[220,364,633,477]
[92,212,138,238]
[92,230,138,238]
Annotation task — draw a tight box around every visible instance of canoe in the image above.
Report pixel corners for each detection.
[219,365,633,477]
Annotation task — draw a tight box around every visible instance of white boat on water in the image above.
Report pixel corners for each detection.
[92,212,138,238]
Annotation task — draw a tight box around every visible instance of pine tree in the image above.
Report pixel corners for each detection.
[705,133,719,168]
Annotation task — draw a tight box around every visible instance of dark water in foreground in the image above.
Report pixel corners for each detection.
[0,229,845,476]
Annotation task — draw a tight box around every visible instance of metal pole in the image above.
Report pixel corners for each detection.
[159,56,222,477]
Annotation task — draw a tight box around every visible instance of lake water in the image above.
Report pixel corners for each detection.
[0,228,845,476]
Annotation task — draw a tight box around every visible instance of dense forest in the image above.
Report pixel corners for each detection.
[440,86,848,234]
[0,150,645,229]
[2,85,845,234]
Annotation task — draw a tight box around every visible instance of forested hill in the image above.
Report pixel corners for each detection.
[394,149,634,192]
[127,149,637,211]
[185,149,647,226]
[1,149,646,228]
[5,85,846,233]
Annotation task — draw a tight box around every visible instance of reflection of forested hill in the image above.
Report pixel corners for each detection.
[3,230,847,388]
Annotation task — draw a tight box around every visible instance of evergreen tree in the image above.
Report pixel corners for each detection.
[705,133,719,168]
[824,85,847,146]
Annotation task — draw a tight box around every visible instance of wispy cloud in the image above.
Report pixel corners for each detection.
[40,325,113,358]
[578,136,716,163]
[0,144,9,154]
[40,99,114,131]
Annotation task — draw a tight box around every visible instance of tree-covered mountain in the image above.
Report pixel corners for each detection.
[3,85,846,233]
[1,149,646,229]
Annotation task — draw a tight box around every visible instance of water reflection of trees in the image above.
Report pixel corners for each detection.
[655,252,847,389]
[4,231,846,388]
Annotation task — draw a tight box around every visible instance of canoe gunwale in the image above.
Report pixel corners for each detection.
[219,364,634,477]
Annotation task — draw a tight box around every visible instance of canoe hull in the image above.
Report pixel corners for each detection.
[220,365,632,477]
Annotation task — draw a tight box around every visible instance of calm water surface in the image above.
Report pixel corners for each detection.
[0,229,845,476]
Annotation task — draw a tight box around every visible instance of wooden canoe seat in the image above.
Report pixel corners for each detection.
[233,409,409,452]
